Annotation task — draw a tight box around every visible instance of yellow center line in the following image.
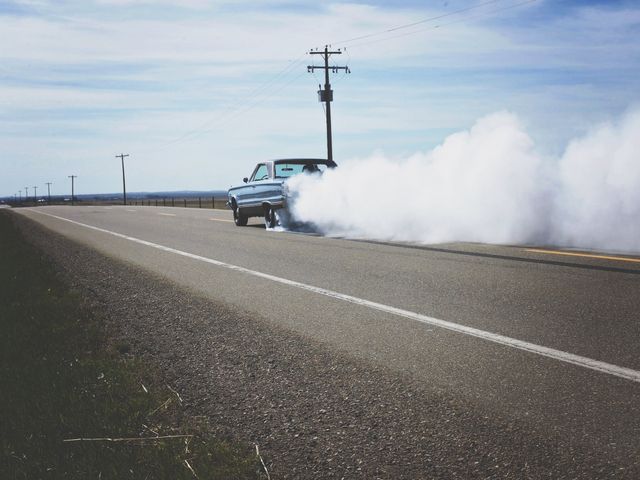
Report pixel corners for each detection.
[158,213,176,217]
[525,248,640,264]
[208,218,234,223]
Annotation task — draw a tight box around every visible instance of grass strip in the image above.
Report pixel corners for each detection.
[0,211,262,479]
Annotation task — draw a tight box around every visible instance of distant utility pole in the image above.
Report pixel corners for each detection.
[45,182,52,204]
[116,153,130,205]
[25,186,29,202]
[33,185,38,201]
[68,175,77,206]
[307,45,350,163]
[18,190,22,202]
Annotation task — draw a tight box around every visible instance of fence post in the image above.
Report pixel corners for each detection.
[199,197,201,208]
[184,198,187,208]
[163,198,166,207]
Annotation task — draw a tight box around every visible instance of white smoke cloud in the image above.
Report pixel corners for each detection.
[287,108,640,253]
[552,110,640,252]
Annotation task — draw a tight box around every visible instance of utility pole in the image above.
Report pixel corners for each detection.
[25,186,29,202]
[68,175,77,206]
[33,186,38,202]
[308,45,350,163]
[116,153,129,205]
[45,182,52,204]
[18,190,22,202]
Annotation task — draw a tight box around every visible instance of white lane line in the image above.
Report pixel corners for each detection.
[26,209,640,384]
[158,213,176,217]
[125,209,136,212]
[208,218,234,223]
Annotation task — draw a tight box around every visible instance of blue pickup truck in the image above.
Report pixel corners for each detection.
[227,158,337,228]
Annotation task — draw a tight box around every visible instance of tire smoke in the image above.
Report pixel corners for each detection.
[286,109,640,253]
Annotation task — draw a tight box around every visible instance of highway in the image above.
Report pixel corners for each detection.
[16,205,640,477]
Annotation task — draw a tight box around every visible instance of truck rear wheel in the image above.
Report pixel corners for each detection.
[264,205,277,229]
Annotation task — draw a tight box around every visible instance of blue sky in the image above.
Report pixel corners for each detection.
[1,0,639,197]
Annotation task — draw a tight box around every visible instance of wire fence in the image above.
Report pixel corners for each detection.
[128,197,228,209]
[6,196,230,210]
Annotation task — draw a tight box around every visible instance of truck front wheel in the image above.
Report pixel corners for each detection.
[233,204,248,226]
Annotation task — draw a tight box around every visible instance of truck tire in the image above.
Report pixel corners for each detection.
[233,204,248,226]
[264,205,277,229]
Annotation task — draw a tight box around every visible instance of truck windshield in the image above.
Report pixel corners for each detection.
[275,163,326,178]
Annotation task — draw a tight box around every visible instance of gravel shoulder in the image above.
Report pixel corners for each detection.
[12,212,635,479]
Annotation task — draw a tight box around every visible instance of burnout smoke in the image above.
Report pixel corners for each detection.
[286,109,640,253]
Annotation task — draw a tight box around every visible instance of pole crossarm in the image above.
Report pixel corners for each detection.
[307,65,350,73]
[309,49,343,56]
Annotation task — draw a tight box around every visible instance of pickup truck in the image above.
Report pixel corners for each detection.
[227,158,337,228]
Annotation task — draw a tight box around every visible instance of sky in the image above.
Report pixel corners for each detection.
[1,0,639,198]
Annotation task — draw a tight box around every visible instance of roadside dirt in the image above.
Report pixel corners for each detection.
[12,213,627,479]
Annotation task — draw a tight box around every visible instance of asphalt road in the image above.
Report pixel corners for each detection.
[16,205,640,475]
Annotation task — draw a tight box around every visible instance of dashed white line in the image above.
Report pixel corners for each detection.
[158,213,176,217]
[25,209,640,384]
[208,217,234,223]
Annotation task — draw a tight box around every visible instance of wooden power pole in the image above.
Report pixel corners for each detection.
[68,175,77,205]
[116,153,130,205]
[308,46,350,163]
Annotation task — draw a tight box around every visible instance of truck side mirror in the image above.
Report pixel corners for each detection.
[243,177,248,183]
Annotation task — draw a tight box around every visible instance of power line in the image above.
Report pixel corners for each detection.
[137,0,535,153]
[144,54,310,152]
[332,0,503,46]
[342,0,537,50]
[212,70,308,129]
